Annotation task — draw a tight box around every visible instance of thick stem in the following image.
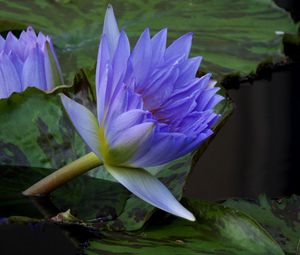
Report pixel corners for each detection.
[23,152,102,196]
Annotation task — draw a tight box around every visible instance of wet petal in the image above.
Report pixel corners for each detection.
[60,94,102,159]
[105,165,195,221]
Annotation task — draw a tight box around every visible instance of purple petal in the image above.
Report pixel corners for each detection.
[104,84,129,125]
[108,30,130,104]
[105,165,195,221]
[4,32,19,54]
[196,87,221,111]
[130,28,152,89]
[125,88,144,111]
[165,32,193,60]
[37,32,47,46]
[130,132,188,167]
[179,110,215,135]
[0,35,5,51]
[22,43,47,90]
[106,109,152,141]
[25,26,37,40]
[174,56,202,88]
[151,28,167,67]
[206,94,224,110]
[96,34,110,124]
[0,52,22,98]
[179,129,213,156]
[103,4,120,56]
[19,27,38,60]
[60,94,102,159]
[8,52,23,75]
[42,40,64,90]
[107,122,155,165]
[143,63,178,110]
[155,95,197,124]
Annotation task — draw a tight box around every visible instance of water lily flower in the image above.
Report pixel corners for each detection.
[61,6,223,221]
[0,26,63,99]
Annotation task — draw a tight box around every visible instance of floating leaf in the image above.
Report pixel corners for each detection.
[86,198,284,255]
[0,87,88,169]
[0,0,297,81]
[223,194,300,255]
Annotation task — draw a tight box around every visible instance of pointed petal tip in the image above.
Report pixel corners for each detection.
[144,28,150,36]
[184,211,196,221]
[104,4,117,26]
[26,26,36,34]
[103,3,120,56]
[105,165,196,222]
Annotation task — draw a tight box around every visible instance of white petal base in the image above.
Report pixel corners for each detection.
[105,165,195,221]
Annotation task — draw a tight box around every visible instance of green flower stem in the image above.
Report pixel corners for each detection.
[23,152,102,196]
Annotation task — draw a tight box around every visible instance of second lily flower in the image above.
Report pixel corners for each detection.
[0,27,63,99]
[61,6,223,221]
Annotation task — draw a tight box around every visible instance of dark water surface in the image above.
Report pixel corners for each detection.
[186,63,300,200]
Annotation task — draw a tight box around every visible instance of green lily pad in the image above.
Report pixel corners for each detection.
[0,0,297,81]
[0,87,88,169]
[85,198,284,255]
[223,194,300,255]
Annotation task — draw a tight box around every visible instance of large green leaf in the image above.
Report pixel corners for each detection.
[223,194,300,255]
[0,0,297,81]
[0,87,88,169]
[85,198,284,255]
